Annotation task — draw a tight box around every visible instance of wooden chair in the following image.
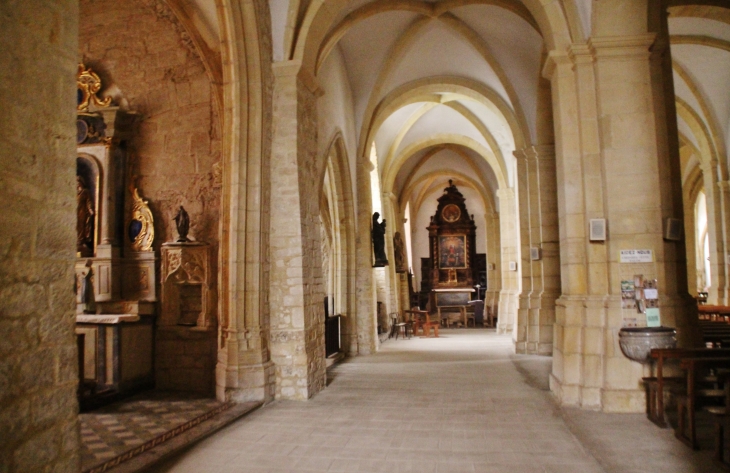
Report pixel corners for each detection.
[389,312,411,340]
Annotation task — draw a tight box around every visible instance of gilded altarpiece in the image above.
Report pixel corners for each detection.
[428,181,478,288]
[427,182,478,320]
[74,65,157,407]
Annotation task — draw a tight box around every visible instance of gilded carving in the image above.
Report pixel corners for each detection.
[77,64,111,112]
[129,187,154,252]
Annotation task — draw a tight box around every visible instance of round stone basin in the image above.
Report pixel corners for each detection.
[618,326,677,363]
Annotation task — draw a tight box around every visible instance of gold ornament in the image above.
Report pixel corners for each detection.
[77,64,111,111]
[129,188,154,252]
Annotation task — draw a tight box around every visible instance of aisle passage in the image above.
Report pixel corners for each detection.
[149,331,721,473]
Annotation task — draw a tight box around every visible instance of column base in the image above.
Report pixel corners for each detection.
[218,360,275,404]
[550,374,646,412]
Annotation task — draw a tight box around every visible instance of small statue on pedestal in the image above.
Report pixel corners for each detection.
[372,212,388,267]
[174,206,190,242]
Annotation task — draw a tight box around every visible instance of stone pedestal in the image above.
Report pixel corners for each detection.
[160,242,213,329]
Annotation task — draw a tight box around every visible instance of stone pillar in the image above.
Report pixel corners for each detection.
[515,145,560,355]
[268,61,326,400]
[497,188,519,334]
[484,211,502,320]
[515,152,532,351]
[0,0,81,471]
[354,158,378,354]
[215,0,276,404]
[703,171,728,305]
[546,28,697,411]
[715,180,730,304]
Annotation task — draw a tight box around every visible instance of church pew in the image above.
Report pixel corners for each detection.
[644,348,730,427]
[675,357,730,450]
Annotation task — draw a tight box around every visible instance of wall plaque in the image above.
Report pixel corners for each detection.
[620,249,653,263]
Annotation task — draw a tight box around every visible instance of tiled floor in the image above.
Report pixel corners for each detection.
[148,330,724,473]
[80,392,231,472]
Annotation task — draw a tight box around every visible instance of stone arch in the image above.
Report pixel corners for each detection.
[319,131,358,354]
[383,135,508,194]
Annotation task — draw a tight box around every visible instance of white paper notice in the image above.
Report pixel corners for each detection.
[644,288,658,300]
[620,250,653,263]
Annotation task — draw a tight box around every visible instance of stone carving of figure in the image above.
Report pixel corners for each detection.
[174,206,190,242]
[79,259,96,314]
[372,212,388,266]
[393,231,406,273]
[76,176,95,255]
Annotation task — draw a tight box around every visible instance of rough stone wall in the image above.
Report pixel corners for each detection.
[0,1,81,471]
[79,0,221,395]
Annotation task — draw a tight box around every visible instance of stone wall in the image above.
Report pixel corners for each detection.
[79,0,221,395]
[0,0,81,471]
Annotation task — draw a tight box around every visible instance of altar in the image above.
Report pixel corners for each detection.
[425,181,480,326]
[74,65,157,408]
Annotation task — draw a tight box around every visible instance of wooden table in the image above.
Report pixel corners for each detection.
[404,309,439,337]
[437,305,469,327]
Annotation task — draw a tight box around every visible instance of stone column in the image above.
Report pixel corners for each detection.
[268,61,326,400]
[216,0,276,405]
[516,145,560,355]
[514,152,532,351]
[497,187,519,334]
[0,1,81,471]
[546,29,697,411]
[697,163,723,305]
[484,211,502,320]
[715,180,730,304]
[355,158,378,354]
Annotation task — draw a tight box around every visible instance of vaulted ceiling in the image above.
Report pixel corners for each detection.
[183,0,730,218]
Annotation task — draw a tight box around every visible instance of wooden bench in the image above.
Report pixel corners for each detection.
[675,357,730,449]
[706,372,730,468]
[699,320,730,348]
[643,348,730,427]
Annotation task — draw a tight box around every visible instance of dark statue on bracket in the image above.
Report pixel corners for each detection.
[372,212,388,267]
[174,206,190,242]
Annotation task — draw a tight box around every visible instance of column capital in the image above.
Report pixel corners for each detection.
[272,59,322,96]
[513,145,556,161]
[542,49,571,80]
[588,34,656,61]
[496,187,515,199]
[717,180,730,191]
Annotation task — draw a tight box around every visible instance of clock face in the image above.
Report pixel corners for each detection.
[441,204,461,223]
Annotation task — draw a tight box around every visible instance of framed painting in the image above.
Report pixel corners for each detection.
[439,235,467,269]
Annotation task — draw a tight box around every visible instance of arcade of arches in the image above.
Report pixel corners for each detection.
[2,0,730,470]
